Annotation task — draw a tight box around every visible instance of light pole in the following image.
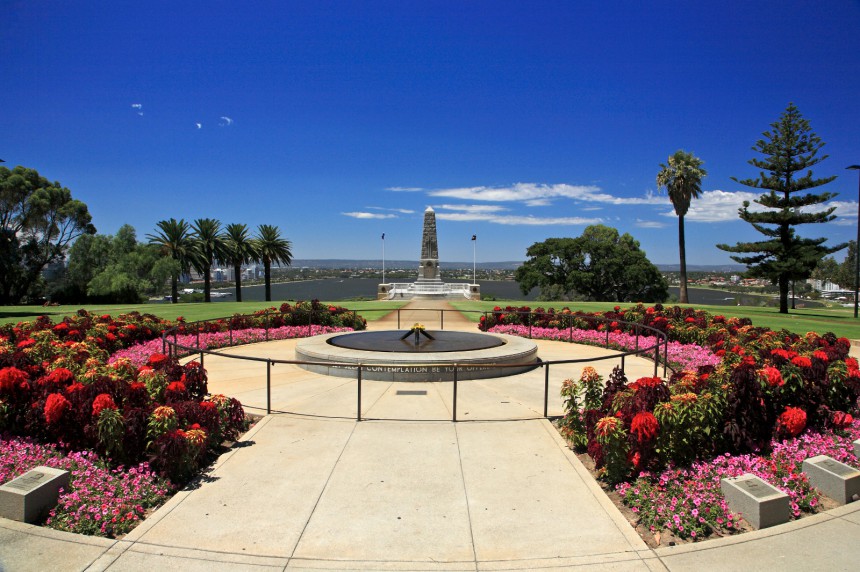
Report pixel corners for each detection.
[471,234,477,285]
[381,233,386,285]
[849,166,860,318]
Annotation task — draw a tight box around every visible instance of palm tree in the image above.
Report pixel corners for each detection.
[254,224,293,302]
[223,223,258,302]
[146,218,194,303]
[190,218,226,302]
[656,150,707,304]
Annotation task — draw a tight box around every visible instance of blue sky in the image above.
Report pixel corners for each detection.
[3,1,860,265]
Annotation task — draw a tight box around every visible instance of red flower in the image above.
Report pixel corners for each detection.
[66,382,86,394]
[92,393,118,417]
[812,350,828,362]
[832,411,854,429]
[147,353,169,368]
[685,317,696,323]
[45,368,75,386]
[791,356,812,368]
[630,411,659,443]
[200,401,217,411]
[760,366,784,387]
[777,407,807,437]
[44,393,71,425]
[0,367,29,393]
[16,339,35,350]
[629,376,664,392]
[167,381,185,393]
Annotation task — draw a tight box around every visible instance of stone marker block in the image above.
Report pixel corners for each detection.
[0,466,70,523]
[721,473,790,529]
[802,455,860,505]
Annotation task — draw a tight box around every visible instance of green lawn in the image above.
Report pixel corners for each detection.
[0,300,409,326]
[448,300,860,339]
[3,298,859,339]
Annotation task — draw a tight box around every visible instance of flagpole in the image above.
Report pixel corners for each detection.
[472,234,477,285]
[382,233,386,285]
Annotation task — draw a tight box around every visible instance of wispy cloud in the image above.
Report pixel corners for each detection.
[367,207,415,214]
[663,190,760,222]
[427,182,663,206]
[436,204,509,213]
[436,211,602,226]
[342,212,397,219]
[635,219,668,229]
[386,186,424,192]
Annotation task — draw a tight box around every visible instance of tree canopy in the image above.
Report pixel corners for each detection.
[717,103,846,313]
[514,225,668,302]
[0,165,96,304]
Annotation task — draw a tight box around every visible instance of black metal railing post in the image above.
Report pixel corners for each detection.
[654,343,659,377]
[441,309,444,330]
[452,366,458,422]
[199,350,204,368]
[162,335,166,355]
[543,364,550,418]
[357,366,362,421]
[621,355,625,373]
[397,309,401,329]
[266,360,271,414]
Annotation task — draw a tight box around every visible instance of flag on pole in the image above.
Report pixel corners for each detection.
[471,234,476,241]
[382,233,385,240]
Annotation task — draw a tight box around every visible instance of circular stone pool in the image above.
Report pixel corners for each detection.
[294,330,539,381]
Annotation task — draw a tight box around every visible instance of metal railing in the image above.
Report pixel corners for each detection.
[161,308,670,422]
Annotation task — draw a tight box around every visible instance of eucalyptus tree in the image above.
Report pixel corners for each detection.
[254,224,293,302]
[223,223,258,302]
[147,218,194,303]
[656,150,707,304]
[0,165,95,304]
[717,103,845,313]
[190,218,227,302]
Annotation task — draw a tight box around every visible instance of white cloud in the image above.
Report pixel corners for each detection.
[366,207,415,214]
[635,219,668,229]
[664,190,761,222]
[435,204,509,213]
[427,182,663,206]
[436,211,602,226]
[386,186,424,192]
[342,212,397,220]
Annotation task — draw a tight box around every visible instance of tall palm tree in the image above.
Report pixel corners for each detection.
[656,150,707,304]
[190,218,226,303]
[146,218,194,303]
[254,224,293,302]
[223,223,258,302]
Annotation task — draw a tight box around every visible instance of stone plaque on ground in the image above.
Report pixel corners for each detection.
[721,473,790,529]
[802,455,860,505]
[0,466,70,523]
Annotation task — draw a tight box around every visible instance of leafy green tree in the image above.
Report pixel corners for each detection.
[0,165,95,304]
[63,225,165,303]
[147,218,194,303]
[514,225,668,302]
[223,223,258,302]
[254,224,293,302]
[656,150,707,304]
[190,218,226,303]
[717,104,846,313]
[811,255,840,286]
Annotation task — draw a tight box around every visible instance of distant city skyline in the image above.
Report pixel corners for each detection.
[3,1,859,265]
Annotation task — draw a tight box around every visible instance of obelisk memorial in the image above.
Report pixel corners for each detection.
[418,206,441,282]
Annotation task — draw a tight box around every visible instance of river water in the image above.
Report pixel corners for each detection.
[207,279,823,308]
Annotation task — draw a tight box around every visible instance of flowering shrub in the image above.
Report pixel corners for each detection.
[488,324,720,372]
[110,325,353,368]
[0,436,170,537]
[617,421,860,540]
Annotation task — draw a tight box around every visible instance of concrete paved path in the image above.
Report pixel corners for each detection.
[2,301,859,571]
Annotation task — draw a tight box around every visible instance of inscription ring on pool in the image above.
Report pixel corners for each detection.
[294,330,539,381]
